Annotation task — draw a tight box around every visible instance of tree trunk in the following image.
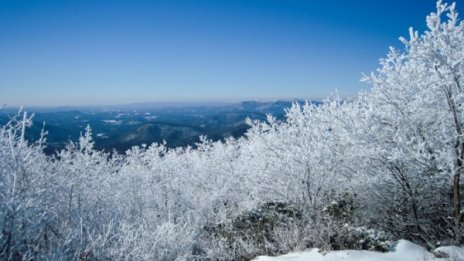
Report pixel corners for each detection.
[452,142,463,243]
[453,168,461,220]
[444,87,463,224]
[453,142,463,223]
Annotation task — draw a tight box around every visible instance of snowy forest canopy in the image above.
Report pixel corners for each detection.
[1,1,463,260]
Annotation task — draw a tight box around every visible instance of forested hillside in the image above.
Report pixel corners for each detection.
[0,100,298,154]
[1,1,463,260]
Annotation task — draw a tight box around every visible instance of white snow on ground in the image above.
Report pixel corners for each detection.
[253,240,464,261]
[434,245,464,260]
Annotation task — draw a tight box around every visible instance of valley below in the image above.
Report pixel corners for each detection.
[0,100,304,154]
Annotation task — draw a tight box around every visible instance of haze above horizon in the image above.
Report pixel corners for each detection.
[0,0,449,106]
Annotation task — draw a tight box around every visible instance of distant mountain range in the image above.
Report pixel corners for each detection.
[0,100,317,154]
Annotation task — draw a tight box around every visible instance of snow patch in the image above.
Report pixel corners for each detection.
[253,240,464,261]
[102,120,122,125]
[96,133,108,138]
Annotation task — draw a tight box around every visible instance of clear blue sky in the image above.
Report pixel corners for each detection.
[0,0,457,106]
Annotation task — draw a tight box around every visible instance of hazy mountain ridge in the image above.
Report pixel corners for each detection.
[0,100,310,154]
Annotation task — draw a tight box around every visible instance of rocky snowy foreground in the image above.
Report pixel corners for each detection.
[253,240,464,261]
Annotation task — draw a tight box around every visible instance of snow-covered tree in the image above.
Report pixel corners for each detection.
[362,0,464,242]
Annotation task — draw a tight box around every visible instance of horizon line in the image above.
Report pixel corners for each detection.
[0,96,340,110]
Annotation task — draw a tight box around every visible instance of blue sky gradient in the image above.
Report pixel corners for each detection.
[0,0,456,106]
